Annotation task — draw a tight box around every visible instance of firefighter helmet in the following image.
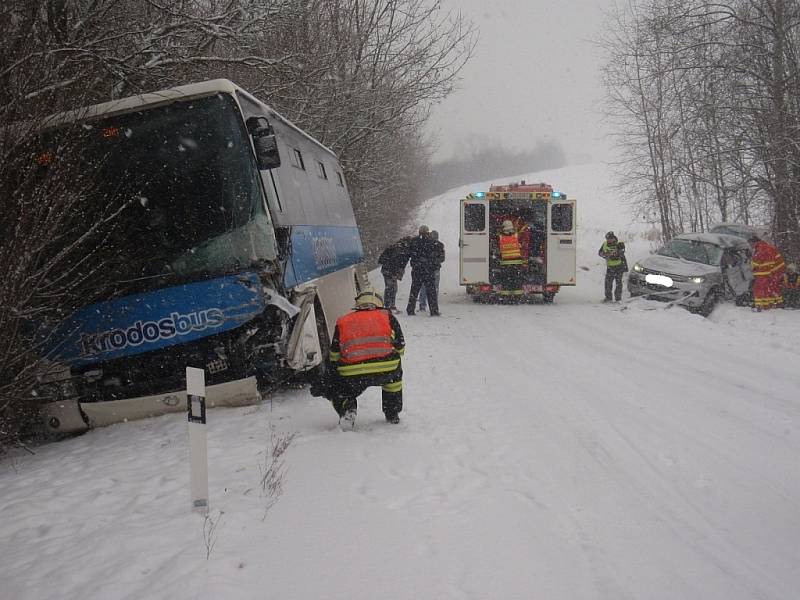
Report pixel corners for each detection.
[354,290,384,309]
[502,220,514,234]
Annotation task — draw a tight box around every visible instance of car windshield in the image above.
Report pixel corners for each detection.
[656,239,723,266]
[39,93,273,296]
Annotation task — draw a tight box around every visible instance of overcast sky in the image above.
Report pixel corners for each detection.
[428,0,617,164]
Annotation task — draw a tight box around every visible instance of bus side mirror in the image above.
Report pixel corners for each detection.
[246,117,281,170]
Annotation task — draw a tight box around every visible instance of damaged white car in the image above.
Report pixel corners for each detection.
[628,233,753,316]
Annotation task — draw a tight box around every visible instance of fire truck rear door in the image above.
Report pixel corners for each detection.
[546,197,577,285]
[460,197,490,284]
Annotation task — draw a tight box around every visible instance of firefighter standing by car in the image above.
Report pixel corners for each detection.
[599,231,628,302]
[325,290,405,430]
[782,262,800,308]
[750,235,786,310]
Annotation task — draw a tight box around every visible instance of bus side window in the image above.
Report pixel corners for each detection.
[291,148,305,170]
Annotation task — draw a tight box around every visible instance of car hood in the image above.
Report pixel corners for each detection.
[637,254,720,278]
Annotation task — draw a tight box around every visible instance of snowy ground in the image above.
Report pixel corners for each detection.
[2,164,800,600]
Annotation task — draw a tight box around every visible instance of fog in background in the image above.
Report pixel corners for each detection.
[428,0,617,175]
[422,139,567,197]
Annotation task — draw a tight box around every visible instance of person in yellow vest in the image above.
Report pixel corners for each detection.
[783,262,800,308]
[599,231,628,302]
[499,220,526,266]
[496,219,528,295]
[326,290,405,430]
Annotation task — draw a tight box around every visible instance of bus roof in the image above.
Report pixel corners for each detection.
[41,79,338,159]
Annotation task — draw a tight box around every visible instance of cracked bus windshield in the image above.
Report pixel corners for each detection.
[45,93,276,296]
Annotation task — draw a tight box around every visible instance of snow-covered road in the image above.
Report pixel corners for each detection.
[2,165,799,600]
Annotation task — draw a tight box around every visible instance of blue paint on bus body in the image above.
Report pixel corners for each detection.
[46,226,362,369]
[283,225,363,288]
[49,273,265,367]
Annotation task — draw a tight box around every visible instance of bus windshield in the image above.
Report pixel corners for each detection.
[42,93,276,296]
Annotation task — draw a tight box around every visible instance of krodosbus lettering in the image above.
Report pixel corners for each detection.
[79,308,225,357]
[312,236,338,270]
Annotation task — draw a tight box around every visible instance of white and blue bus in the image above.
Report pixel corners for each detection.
[39,79,366,433]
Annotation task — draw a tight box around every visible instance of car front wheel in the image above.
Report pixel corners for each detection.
[697,289,719,317]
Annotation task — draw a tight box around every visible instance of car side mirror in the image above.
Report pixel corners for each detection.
[246,116,281,170]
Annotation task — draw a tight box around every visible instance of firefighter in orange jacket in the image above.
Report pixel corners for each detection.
[327,290,405,429]
[750,236,786,310]
[498,220,527,266]
[497,219,528,294]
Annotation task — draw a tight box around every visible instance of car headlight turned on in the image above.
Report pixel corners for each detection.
[633,263,644,272]
[691,276,705,283]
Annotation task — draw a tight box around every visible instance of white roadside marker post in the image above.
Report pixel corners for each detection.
[187,367,209,514]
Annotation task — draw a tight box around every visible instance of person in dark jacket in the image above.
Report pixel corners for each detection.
[419,230,445,312]
[406,225,441,316]
[782,262,799,308]
[326,290,405,429]
[599,231,628,302]
[378,237,412,313]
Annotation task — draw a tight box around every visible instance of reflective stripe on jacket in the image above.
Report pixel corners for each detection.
[751,241,785,278]
[499,233,525,265]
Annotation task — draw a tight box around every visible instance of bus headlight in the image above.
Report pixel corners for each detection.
[633,263,644,272]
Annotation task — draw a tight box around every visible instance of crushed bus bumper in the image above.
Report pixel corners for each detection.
[40,376,260,434]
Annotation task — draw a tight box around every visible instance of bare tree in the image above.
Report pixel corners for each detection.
[0,0,299,115]
[233,0,477,260]
[601,0,800,258]
[0,0,476,449]
[0,118,130,450]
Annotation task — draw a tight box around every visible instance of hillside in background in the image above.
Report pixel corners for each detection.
[423,140,568,198]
